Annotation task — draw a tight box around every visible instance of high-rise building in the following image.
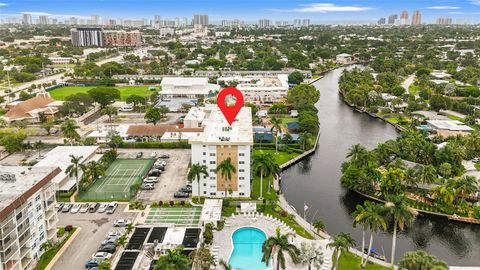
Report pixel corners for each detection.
[193,14,209,26]
[70,28,103,47]
[400,10,408,20]
[412,10,421,25]
[302,19,311,27]
[103,31,142,46]
[377,18,386,25]
[0,166,60,270]
[39,15,48,25]
[436,17,453,25]
[22,13,32,25]
[187,105,253,198]
[258,19,271,28]
[90,15,100,25]
[69,17,78,25]
[221,19,244,28]
[388,14,398,24]
[293,19,301,27]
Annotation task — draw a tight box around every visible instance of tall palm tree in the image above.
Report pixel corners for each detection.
[385,196,416,266]
[298,132,313,150]
[298,242,324,270]
[262,228,300,270]
[418,165,438,185]
[253,153,280,198]
[455,176,479,201]
[312,219,326,234]
[102,106,118,122]
[65,155,83,194]
[61,119,80,145]
[81,161,105,185]
[399,250,448,270]
[33,140,45,158]
[188,163,209,203]
[346,144,369,167]
[270,116,282,154]
[352,204,368,266]
[154,246,190,270]
[327,233,356,270]
[215,157,236,198]
[431,180,456,205]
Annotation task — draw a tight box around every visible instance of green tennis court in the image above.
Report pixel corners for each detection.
[80,159,154,201]
[146,207,202,226]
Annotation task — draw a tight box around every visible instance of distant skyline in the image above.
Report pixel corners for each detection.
[1,0,480,24]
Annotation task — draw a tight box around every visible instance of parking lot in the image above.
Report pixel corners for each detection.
[121,149,191,203]
[52,204,138,270]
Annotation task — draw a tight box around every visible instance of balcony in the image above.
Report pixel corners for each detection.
[47,228,57,241]
[19,246,30,258]
[20,255,32,269]
[18,232,30,248]
[2,259,20,270]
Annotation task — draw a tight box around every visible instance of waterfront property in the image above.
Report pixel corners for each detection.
[426,119,473,137]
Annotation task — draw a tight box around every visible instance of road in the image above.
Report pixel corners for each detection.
[401,74,416,95]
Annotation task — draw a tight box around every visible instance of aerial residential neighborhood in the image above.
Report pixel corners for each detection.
[1,1,480,270]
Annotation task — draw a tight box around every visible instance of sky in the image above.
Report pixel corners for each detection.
[1,0,480,24]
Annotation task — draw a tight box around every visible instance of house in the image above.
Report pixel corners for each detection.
[3,92,61,123]
[336,53,353,64]
[426,120,473,137]
[160,77,220,99]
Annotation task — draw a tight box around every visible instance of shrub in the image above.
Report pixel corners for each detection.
[64,225,73,232]
[158,201,163,207]
[180,201,185,206]
[169,201,174,206]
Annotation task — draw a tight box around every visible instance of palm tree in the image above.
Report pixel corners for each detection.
[455,176,479,201]
[33,140,45,158]
[327,233,356,270]
[65,155,83,194]
[219,260,232,270]
[352,204,368,266]
[385,196,416,266]
[399,250,448,270]
[346,144,369,167]
[215,157,236,198]
[431,180,456,205]
[117,234,127,248]
[298,242,324,270]
[102,106,118,122]
[298,132,313,150]
[418,165,437,185]
[252,153,279,198]
[61,119,80,145]
[188,163,209,203]
[81,161,105,185]
[262,228,300,270]
[270,116,282,154]
[155,246,190,270]
[312,219,326,234]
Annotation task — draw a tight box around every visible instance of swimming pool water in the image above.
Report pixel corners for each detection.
[229,227,270,270]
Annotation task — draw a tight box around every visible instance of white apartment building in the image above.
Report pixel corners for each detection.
[0,166,60,270]
[160,77,220,99]
[217,74,289,104]
[188,105,253,198]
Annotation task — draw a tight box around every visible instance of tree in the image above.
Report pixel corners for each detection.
[287,84,320,108]
[327,233,356,270]
[65,155,83,194]
[455,175,478,200]
[346,144,369,167]
[155,246,190,270]
[0,129,27,154]
[80,161,105,186]
[215,157,236,198]
[61,119,80,145]
[298,242,323,270]
[188,163,209,203]
[262,228,300,270]
[270,116,282,154]
[33,140,45,158]
[126,94,146,109]
[253,153,280,199]
[288,71,304,85]
[312,219,325,234]
[158,105,170,119]
[106,131,123,150]
[190,246,215,270]
[352,204,369,266]
[87,86,120,108]
[42,121,54,135]
[117,234,128,248]
[219,260,232,270]
[417,165,438,185]
[385,196,416,266]
[98,260,111,270]
[298,132,313,150]
[145,107,161,125]
[102,106,118,122]
[399,250,448,270]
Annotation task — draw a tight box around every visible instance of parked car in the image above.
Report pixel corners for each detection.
[106,202,118,214]
[159,154,170,159]
[155,160,167,166]
[150,151,157,158]
[113,219,132,227]
[100,238,117,246]
[55,202,64,212]
[70,203,81,214]
[120,104,134,112]
[106,231,121,239]
[174,192,189,198]
[142,183,155,190]
[85,258,101,269]
[179,187,192,193]
[79,203,90,213]
[148,170,161,177]
[143,178,158,184]
[92,252,112,260]
[136,152,143,158]
[97,203,108,213]
[61,203,72,213]
[153,164,165,171]
[89,203,100,213]
[97,244,116,253]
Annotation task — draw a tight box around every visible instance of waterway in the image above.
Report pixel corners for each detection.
[281,66,480,266]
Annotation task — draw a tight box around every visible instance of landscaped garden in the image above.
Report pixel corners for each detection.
[35,226,76,270]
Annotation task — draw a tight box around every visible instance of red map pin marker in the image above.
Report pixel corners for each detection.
[217,87,244,125]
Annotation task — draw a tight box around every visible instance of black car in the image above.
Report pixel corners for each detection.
[136,152,143,158]
[153,164,165,170]
[149,170,161,177]
[160,154,170,159]
[98,244,116,253]
[174,192,189,198]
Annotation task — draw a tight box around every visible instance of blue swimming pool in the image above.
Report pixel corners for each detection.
[229,227,270,270]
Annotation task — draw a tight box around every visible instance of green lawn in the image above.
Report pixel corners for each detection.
[253,149,301,166]
[49,86,158,101]
[36,228,77,270]
[408,84,421,95]
[339,252,391,270]
[447,115,465,122]
[251,175,278,201]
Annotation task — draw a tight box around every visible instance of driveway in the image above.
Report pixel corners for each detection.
[52,204,138,270]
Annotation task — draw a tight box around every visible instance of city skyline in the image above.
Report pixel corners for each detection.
[1,0,480,24]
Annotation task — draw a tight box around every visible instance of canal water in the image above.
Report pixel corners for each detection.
[281,66,480,266]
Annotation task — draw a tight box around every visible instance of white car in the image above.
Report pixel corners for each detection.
[70,203,81,214]
[97,203,108,213]
[79,203,90,213]
[107,231,121,239]
[113,219,132,227]
[92,252,112,260]
[106,202,118,214]
[150,151,157,158]
[143,177,159,183]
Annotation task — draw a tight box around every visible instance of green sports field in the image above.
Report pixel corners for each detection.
[146,207,202,226]
[80,159,154,201]
[49,86,158,101]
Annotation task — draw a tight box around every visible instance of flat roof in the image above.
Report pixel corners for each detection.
[0,166,60,219]
[427,120,474,132]
[200,199,222,222]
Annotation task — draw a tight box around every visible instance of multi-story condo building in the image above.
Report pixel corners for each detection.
[38,15,48,25]
[22,14,32,25]
[193,15,209,26]
[0,166,60,270]
[90,15,100,25]
[71,28,103,47]
[188,105,253,198]
[377,18,386,25]
[103,31,142,46]
[436,18,453,25]
[258,19,271,28]
[388,14,398,25]
[412,10,421,25]
[302,19,311,27]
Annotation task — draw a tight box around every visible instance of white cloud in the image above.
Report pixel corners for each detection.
[427,6,460,10]
[0,3,7,6]
[448,11,464,14]
[269,3,373,13]
[21,11,52,16]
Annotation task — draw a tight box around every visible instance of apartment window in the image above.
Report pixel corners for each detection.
[36,205,41,212]
[28,202,33,208]
[203,152,206,155]
[239,153,245,157]
[239,161,245,165]
[203,160,206,164]
[239,184,244,188]
[209,161,216,164]
[203,191,207,195]
[202,145,206,148]
[210,169,215,172]
[239,177,245,180]
[210,185,216,188]
[209,153,215,156]
[16,212,22,221]
[39,232,45,241]
[239,192,245,196]
[39,224,43,231]
[210,192,216,196]
[35,195,41,202]
[203,183,207,187]
[210,177,215,180]
[239,169,245,172]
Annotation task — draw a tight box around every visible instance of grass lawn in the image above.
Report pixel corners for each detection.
[338,252,391,270]
[447,115,465,122]
[253,149,301,166]
[49,86,158,101]
[36,228,77,270]
[251,175,278,201]
[408,84,421,95]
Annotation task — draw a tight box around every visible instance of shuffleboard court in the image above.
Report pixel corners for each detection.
[80,159,154,201]
[146,207,202,226]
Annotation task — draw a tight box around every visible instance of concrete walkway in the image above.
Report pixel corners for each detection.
[45,227,82,270]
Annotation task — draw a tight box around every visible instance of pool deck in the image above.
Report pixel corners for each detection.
[212,213,334,270]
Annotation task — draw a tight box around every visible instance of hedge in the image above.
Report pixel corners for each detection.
[120,141,191,149]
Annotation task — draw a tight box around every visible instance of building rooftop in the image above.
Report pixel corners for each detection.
[0,166,60,219]
[200,199,222,223]
[427,119,474,132]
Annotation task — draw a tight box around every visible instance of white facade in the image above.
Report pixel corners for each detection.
[189,106,253,198]
[0,166,59,270]
[160,77,220,99]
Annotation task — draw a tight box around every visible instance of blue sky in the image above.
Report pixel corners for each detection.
[1,0,480,23]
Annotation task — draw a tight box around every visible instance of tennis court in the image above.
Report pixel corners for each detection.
[80,159,154,201]
[146,207,202,226]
